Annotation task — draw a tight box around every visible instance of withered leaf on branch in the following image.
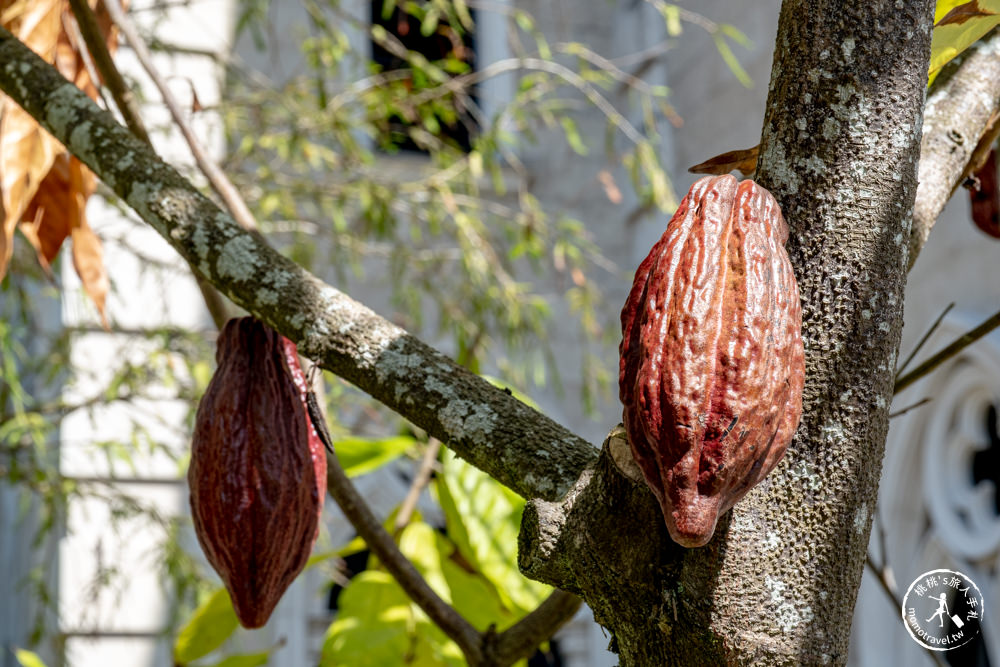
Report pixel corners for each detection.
[0,0,117,328]
[936,0,998,27]
[688,144,760,177]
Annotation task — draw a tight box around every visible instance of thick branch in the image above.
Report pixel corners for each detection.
[909,29,1000,269]
[0,25,597,501]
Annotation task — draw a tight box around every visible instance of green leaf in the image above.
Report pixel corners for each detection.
[657,3,682,36]
[14,649,47,667]
[320,571,431,666]
[334,436,416,477]
[560,117,589,156]
[434,451,551,614]
[173,587,239,664]
[712,34,753,88]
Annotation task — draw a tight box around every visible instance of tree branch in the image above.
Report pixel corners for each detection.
[394,438,441,533]
[0,25,597,501]
[487,590,582,664]
[909,29,1000,269]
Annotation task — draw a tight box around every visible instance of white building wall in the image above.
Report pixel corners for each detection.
[55,1,232,665]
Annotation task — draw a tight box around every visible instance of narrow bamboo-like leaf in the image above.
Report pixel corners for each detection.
[560,117,589,156]
[712,34,753,88]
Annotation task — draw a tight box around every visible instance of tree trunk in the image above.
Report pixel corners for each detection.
[522,2,935,664]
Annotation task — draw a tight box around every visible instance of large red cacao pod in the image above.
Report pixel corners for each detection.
[619,175,804,548]
[188,317,326,628]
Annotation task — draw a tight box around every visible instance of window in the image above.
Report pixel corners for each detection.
[370,0,477,152]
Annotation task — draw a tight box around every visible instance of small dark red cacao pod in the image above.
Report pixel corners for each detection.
[188,317,326,628]
[619,175,804,548]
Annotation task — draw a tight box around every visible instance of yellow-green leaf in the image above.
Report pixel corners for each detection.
[929,0,1000,83]
[173,587,239,664]
[334,435,416,477]
[14,649,47,667]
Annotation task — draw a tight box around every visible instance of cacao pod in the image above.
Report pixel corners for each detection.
[619,175,804,548]
[970,148,1000,239]
[188,317,326,628]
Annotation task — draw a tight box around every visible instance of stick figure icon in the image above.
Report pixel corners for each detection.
[926,593,950,628]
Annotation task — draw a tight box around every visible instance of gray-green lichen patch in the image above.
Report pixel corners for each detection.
[374,346,423,382]
[192,222,211,275]
[45,84,90,141]
[841,37,856,62]
[521,471,556,498]
[257,287,279,305]
[761,141,800,195]
[438,399,497,446]
[216,235,263,282]
[68,121,95,164]
[128,181,166,235]
[852,503,868,534]
[115,152,135,173]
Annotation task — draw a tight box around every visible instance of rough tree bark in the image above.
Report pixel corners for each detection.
[0,0,944,664]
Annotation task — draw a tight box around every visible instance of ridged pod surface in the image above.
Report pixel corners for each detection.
[189,317,326,627]
[619,175,804,547]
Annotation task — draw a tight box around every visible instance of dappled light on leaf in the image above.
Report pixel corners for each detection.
[929,0,1000,83]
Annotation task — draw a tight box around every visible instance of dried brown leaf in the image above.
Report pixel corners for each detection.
[688,145,760,177]
[597,169,623,204]
[0,0,65,277]
[936,0,998,26]
[71,218,109,329]
[1,0,118,322]
[21,153,97,267]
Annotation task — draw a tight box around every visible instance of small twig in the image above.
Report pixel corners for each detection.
[865,556,945,667]
[102,0,258,232]
[895,302,954,378]
[895,307,1000,394]
[888,397,931,419]
[394,438,442,533]
[865,510,946,667]
[67,0,151,144]
[488,590,582,663]
[69,0,229,327]
[62,5,112,113]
